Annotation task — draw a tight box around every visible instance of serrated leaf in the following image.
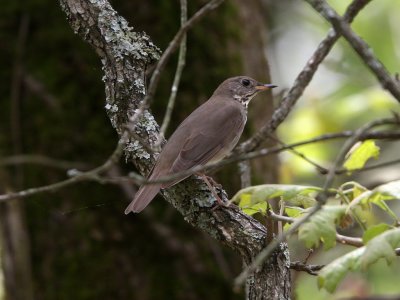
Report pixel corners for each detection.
[343,140,380,171]
[362,223,392,244]
[298,206,346,250]
[361,227,400,267]
[231,184,320,207]
[318,247,365,293]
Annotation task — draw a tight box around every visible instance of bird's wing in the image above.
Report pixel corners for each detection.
[169,133,224,173]
[163,104,245,188]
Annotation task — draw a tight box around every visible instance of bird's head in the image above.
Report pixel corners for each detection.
[213,76,277,108]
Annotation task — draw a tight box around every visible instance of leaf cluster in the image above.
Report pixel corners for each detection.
[231,141,400,292]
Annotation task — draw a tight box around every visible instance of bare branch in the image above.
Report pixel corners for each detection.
[158,0,187,140]
[238,161,252,188]
[0,154,90,171]
[336,233,364,247]
[0,134,127,202]
[305,0,400,102]
[289,261,324,276]
[22,71,60,111]
[239,0,372,152]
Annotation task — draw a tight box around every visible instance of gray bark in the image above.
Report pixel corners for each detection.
[59,0,291,298]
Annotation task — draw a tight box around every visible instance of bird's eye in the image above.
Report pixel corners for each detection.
[241,79,250,87]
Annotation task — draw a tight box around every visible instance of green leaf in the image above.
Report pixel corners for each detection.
[362,223,392,244]
[318,247,365,293]
[232,184,320,208]
[343,140,380,171]
[242,202,268,216]
[361,227,400,267]
[348,180,400,220]
[298,205,346,250]
[285,206,305,218]
[237,193,268,216]
[318,227,400,293]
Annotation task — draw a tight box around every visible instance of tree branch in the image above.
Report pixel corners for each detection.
[305,0,400,102]
[0,134,127,202]
[0,154,90,170]
[239,0,372,152]
[158,0,187,140]
[289,261,324,276]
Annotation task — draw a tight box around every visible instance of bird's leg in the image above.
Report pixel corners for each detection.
[197,173,227,207]
[203,175,222,189]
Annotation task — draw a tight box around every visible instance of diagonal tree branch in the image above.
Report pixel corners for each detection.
[305,0,400,102]
[239,0,372,152]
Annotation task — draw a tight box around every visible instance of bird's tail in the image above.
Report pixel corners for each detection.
[124,183,162,214]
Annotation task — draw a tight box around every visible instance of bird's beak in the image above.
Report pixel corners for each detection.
[255,83,277,91]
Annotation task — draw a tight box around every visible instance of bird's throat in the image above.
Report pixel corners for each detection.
[234,95,251,109]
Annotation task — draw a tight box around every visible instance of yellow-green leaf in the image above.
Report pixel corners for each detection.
[343,140,380,171]
[231,184,320,208]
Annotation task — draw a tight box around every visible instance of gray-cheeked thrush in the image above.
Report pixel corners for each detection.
[125,76,276,214]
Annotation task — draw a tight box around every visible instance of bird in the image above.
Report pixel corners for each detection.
[125,76,276,214]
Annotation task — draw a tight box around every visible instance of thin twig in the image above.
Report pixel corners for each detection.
[0,155,90,171]
[22,71,60,111]
[268,134,327,174]
[305,0,400,102]
[238,161,252,189]
[289,261,324,276]
[239,0,372,152]
[158,0,187,140]
[0,134,128,202]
